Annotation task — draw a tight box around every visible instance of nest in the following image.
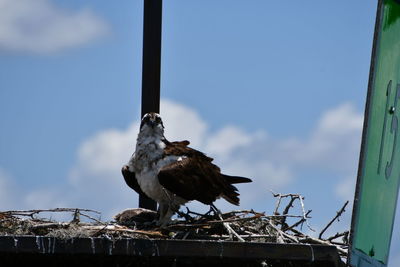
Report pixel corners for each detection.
[0,192,349,260]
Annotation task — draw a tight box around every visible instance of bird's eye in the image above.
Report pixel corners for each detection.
[155,116,164,128]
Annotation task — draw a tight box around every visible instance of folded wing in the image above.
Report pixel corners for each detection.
[158,141,252,205]
[121,165,147,197]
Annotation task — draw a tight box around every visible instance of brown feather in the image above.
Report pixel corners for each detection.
[158,140,252,205]
[121,165,148,197]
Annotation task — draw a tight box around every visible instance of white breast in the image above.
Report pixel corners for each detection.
[132,135,187,205]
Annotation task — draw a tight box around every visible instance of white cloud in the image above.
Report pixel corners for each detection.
[205,126,255,157]
[160,100,208,149]
[62,99,363,217]
[285,103,363,172]
[66,123,140,218]
[335,175,357,201]
[318,103,363,135]
[0,99,364,220]
[308,103,363,168]
[5,99,400,256]
[60,99,293,216]
[75,124,138,177]
[0,0,108,53]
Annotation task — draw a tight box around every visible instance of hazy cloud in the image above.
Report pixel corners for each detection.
[0,100,364,219]
[283,102,363,172]
[58,99,294,216]
[63,99,363,217]
[2,99,398,264]
[335,175,357,201]
[160,100,208,149]
[205,126,256,158]
[0,0,108,53]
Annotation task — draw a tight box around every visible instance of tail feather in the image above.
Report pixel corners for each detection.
[222,193,240,205]
[222,174,252,184]
[220,174,252,205]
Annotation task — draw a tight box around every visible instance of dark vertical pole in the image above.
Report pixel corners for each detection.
[139,0,162,211]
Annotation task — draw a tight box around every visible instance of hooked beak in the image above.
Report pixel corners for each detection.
[147,119,156,128]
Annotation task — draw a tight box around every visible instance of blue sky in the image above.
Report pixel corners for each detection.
[0,0,399,265]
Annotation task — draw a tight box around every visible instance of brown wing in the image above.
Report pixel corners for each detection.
[158,141,252,205]
[121,165,147,197]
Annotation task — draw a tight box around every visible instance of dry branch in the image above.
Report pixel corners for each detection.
[0,192,350,258]
[319,201,349,239]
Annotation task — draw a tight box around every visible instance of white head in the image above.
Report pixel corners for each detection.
[139,112,165,136]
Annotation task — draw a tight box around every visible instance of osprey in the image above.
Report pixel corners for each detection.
[122,112,252,226]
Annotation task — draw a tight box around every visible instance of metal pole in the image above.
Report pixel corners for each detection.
[139,0,162,211]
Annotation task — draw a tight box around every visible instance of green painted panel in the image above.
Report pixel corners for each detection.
[351,0,400,265]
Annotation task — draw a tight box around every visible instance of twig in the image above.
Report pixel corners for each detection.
[2,208,100,217]
[211,204,245,242]
[319,201,349,239]
[176,210,195,222]
[81,225,165,238]
[270,191,314,232]
[71,209,80,223]
[2,208,103,224]
[297,195,315,232]
[188,206,215,219]
[79,213,104,224]
[270,190,302,214]
[282,210,312,232]
[0,193,350,259]
[281,195,299,225]
[268,220,299,243]
[328,231,349,242]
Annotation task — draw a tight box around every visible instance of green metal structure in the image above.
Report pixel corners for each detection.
[349,0,400,266]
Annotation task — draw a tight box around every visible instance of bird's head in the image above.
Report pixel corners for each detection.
[139,112,164,135]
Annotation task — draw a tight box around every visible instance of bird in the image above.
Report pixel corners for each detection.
[121,112,252,226]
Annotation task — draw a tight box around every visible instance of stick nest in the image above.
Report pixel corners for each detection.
[0,192,349,259]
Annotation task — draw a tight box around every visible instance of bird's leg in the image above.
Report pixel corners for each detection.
[157,203,168,221]
[157,203,172,227]
[158,208,174,227]
[157,202,180,227]
[141,203,164,226]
